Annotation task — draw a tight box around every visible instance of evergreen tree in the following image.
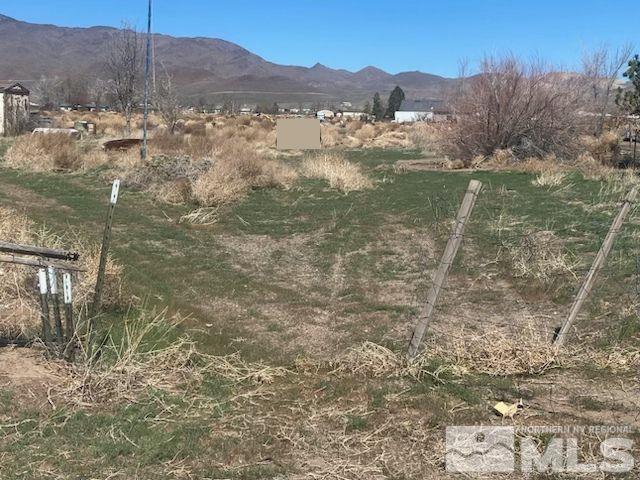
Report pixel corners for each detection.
[616,54,640,115]
[362,101,371,114]
[385,86,405,118]
[372,92,384,120]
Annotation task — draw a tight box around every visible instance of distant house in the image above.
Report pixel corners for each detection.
[0,83,30,136]
[316,109,335,120]
[340,111,372,121]
[394,99,445,123]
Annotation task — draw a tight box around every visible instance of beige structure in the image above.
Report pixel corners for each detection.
[0,83,30,136]
[276,118,321,150]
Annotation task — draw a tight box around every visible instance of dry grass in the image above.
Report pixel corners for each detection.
[179,207,219,225]
[532,170,566,187]
[0,207,123,339]
[489,213,580,285]
[430,322,565,376]
[332,342,454,383]
[332,329,565,379]
[587,346,640,373]
[191,142,298,206]
[301,153,373,192]
[581,131,621,166]
[5,134,85,171]
[64,308,288,404]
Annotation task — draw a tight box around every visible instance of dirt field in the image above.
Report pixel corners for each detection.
[0,141,639,478]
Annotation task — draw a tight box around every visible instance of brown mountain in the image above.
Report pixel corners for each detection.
[0,14,455,105]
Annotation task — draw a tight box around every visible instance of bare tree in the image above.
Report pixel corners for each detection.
[60,75,90,105]
[153,68,181,133]
[89,78,109,109]
[447,55,583,162]
[32,75,62,110]
[581,43,633,135]
[105,23,142,135]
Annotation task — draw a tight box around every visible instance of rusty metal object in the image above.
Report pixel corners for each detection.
[102,138,143,151]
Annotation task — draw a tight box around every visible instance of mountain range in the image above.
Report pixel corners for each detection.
[0,13,455,106]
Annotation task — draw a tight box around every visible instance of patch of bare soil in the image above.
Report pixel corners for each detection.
[217,233,323,293]
[0,347,66,408]
[519,370,640,426]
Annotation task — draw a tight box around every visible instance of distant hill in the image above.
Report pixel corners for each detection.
[0,14,456,106]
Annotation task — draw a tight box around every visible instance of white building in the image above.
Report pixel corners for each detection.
[0,83,30,136]
[394,99,444,123]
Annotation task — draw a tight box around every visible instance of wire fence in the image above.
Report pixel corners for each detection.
[405,180,640,356]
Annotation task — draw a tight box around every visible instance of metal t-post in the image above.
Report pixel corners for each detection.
[47,266,63,344]
[37,268,52,346]
[89,180,120,322]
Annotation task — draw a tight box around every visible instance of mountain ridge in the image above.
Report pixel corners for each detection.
[0,14,455,105]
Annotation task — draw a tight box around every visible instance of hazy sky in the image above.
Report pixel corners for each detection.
[1,0,636,77]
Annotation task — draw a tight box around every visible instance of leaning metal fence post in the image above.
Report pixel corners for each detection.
[37,268,52,346]
[89,180,120,320]
[88,179,120,353]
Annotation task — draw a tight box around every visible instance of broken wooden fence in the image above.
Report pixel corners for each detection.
[0,241,80,358]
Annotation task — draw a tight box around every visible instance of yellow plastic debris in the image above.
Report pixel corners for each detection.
[493,399,524,418]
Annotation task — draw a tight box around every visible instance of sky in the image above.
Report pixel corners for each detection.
[0,0,636,77]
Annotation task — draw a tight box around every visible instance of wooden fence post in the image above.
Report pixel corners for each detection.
[407,179,482,360]
[554,186,638,349]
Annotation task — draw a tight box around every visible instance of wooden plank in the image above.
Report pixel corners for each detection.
[0,241,79,261]
[0,254,83,272]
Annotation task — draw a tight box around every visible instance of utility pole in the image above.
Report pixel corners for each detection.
[141,0,152,160]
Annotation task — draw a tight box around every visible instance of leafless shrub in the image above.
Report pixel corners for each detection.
[446,55,583,162]
[153,69,181,134]
[301,153,373,192]
[581,44,633,135]
[353,123,376,142]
